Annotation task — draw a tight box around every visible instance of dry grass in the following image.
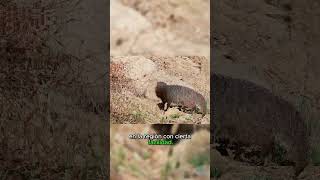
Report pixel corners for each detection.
[110,61,146,124]
[110,61,159,124]
[110,61,131,93]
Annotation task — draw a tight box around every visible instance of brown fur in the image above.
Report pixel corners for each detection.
[212,73,309,176]
[155,82,207,117]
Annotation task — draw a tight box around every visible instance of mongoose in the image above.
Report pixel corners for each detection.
[212,73,309,176]
[155,82,207,117]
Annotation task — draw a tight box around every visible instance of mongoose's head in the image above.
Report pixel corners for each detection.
[155,81,167,99]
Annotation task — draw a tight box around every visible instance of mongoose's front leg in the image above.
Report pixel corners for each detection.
[164,102,170,111]
[163,102,168,111]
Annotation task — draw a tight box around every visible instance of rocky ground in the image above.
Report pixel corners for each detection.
[110,0,210,58]
[110,56,210,124]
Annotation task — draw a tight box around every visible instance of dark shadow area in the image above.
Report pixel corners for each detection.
[211,0,320,179]
[0,0,109,179]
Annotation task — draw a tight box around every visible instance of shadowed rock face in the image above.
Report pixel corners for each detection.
[155,82,207,117]
[211,73,309,176]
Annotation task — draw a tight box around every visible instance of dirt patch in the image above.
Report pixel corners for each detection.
[110,0,209,58]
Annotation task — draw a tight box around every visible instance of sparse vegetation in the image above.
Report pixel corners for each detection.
[161,161,173,180]
[169,113,181,119]
[311,145,320,166]
[297,94,320,166]
[160,116,167,123]
[185,115,192,121]
[132,110,147,123]
[211,167,221,178]
[273,143,287,165]
[111,125,210,179]
[189,152,210,167]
